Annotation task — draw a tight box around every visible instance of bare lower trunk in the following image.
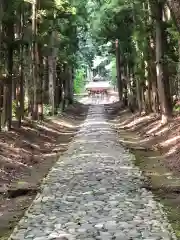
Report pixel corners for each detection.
[136,77,142,114]
[155,1,172,123]
[17,3,25,127]
[178,39,180,97]
[48,55,55,115]
[115,39,123,101]
[67,66,73,105]
[3,12,14,130]
[31,0,38,120]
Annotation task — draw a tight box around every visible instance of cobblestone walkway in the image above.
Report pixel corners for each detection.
[10,105,176,240]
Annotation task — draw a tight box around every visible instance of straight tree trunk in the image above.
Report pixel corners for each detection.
[55,62,62,109]
[26,45,33,116]
[67,66,73,105]
[17,2,25,127]
[148,35,159,113]
[0,1,3,130]
[115,39,123,101]
[177,39,180,97]
[31,0,38,119]
[48,54,55,115]
[48,26,57,115]
[154,1,172,123]
[37,44,43,120]
[2,0,14,130]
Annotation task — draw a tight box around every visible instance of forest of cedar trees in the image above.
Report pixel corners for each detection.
[1,0,180,130]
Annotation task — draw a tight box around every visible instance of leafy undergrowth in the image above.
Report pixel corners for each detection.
[0,101,89,239]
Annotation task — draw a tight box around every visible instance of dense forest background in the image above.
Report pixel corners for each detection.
[1,0,180,131]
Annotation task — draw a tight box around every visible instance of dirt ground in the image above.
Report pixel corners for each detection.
[0,101,89,240]
[105,102,180,177]
[104,102,180,238]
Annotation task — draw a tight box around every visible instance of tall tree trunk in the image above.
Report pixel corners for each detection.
[148,35,159,113]
[136,77,142,114]
[17,2,25,127]
[55,62,62,109]
[48,26,56,115]
[31,0,38,119]
[154,1,172,123]
[26,45,33,116]
[48,54,55,115]
[177,39,180,97]
[62,64,67,111]
[0,1,3,130]
[2,0,14,130]
[115,39,123,101]
[162,19,172,112]
[43,56,49,104]
[37,44,43,120]
[122,65,128,106]
[67,66,73,105]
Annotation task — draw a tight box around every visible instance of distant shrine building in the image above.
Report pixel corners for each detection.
[85,74,111,95]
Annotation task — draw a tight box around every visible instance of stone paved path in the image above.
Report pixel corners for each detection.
[10,105,176,240]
